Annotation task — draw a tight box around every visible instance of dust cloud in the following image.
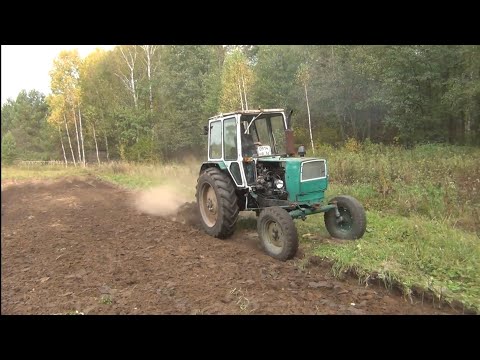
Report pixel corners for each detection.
[135,186,189,217]
[133,158,203,227]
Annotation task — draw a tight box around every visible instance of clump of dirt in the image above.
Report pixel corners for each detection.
[173,202,202,228]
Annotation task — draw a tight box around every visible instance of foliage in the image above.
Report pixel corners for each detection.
[1,132,17,164]
[1,90,55,160]
[252,45,302,109]
[4,45,480,164]
[220,48,254,111]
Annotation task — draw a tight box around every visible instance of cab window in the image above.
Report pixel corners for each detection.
[209,120,222,159]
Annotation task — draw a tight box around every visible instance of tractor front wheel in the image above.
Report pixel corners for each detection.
[324,195,366,240]
[196,167,239,238]
[258,207,298,261]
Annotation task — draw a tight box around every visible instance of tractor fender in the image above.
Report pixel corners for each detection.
[199,161,227,176]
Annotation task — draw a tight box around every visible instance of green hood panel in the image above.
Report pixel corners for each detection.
[257,157,329,204]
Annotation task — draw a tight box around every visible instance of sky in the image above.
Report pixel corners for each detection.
[1,45,115,105]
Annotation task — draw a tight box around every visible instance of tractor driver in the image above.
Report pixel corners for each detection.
[241,132,255,157]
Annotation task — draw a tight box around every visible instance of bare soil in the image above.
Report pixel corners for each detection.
[1,177,460,314]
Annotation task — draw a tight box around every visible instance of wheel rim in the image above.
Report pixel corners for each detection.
[261,219,283,254]
[337,207,353,233]
[199,183,218,227]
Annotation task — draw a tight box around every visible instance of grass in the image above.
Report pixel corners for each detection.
[94,161,198,198]
[100,295,113,305]
[297,142,480,312]
[1,161,199,199]
[2,143,479,312]
[296,211,480,312]
[1,164,89,181]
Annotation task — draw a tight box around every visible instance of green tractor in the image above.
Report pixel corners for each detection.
[196,109,366,261]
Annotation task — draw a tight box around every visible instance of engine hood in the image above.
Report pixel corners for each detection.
[257,156,320,163]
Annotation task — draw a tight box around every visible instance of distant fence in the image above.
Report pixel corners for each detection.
[16,160,110,167]
[17,160,69,166]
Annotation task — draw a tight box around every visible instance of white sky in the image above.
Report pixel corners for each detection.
[1,45,116,105]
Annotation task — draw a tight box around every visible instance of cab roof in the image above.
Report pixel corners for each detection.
[208,109,285,121]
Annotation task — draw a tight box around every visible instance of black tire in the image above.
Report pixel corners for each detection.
[196,167,239,238]
[324,195,366,240]
[257,207,298,261]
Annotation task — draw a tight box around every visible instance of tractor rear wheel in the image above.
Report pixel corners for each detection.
[324,195,366,240]
[258,207,298,261]
[196,167,239,238]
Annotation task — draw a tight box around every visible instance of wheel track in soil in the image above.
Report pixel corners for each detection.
[1,177,460,314]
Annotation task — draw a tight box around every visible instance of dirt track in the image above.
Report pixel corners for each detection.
[1,177,459,314]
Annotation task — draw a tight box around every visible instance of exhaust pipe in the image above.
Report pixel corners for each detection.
[285,109,295,156]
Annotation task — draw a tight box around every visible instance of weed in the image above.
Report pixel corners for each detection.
[100,295,113,305]
[230,287,251,313]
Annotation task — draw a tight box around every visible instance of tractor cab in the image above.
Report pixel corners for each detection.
[203,109,289,188]
[239,111,287,157]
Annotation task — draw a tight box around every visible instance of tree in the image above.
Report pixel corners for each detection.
[158,45,222,157]
[219,49,254,111]
[252,45,302,109]
[115,45,140,109]
[47,94,77,165]
[141,45,160,113]
[1,132,17,164]
[1,90,55,160]
[80,48,119,161]
[50,49,86,165]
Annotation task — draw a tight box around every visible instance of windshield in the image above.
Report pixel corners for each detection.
[241,113,286,155]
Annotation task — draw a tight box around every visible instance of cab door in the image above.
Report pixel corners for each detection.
[222,116,245,187]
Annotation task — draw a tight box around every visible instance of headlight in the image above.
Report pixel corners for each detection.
[274,179,284,189]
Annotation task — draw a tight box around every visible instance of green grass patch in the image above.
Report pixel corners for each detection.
[296,211,480,312]
[1,165,89,181]
[96,172,159,190]
[236,215,258,231]
[2,161,200,200]
[93,162,198,198]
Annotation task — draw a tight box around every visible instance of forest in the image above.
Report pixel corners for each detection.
[2,45,479,165]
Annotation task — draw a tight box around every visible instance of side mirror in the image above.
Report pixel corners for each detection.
[202,125,208,135]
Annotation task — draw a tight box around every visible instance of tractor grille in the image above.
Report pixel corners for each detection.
[301,160,326,181]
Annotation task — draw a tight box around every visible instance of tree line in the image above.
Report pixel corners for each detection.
[2,45,479,164]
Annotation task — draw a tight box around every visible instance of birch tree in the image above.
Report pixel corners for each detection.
[72,108,82,162]
[47,94,76,166]
[220,49,254,111]
[58,126,68,167]
[78,107,86,166]
[116,45,139,109]
[92,123,100,164]
[49,50,84,165]
[80,49,114,163]
[141,45,159,113]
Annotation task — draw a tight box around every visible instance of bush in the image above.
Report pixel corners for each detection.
[1,132,17,165]
[124,137,161,163]
[323,142,480,232]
